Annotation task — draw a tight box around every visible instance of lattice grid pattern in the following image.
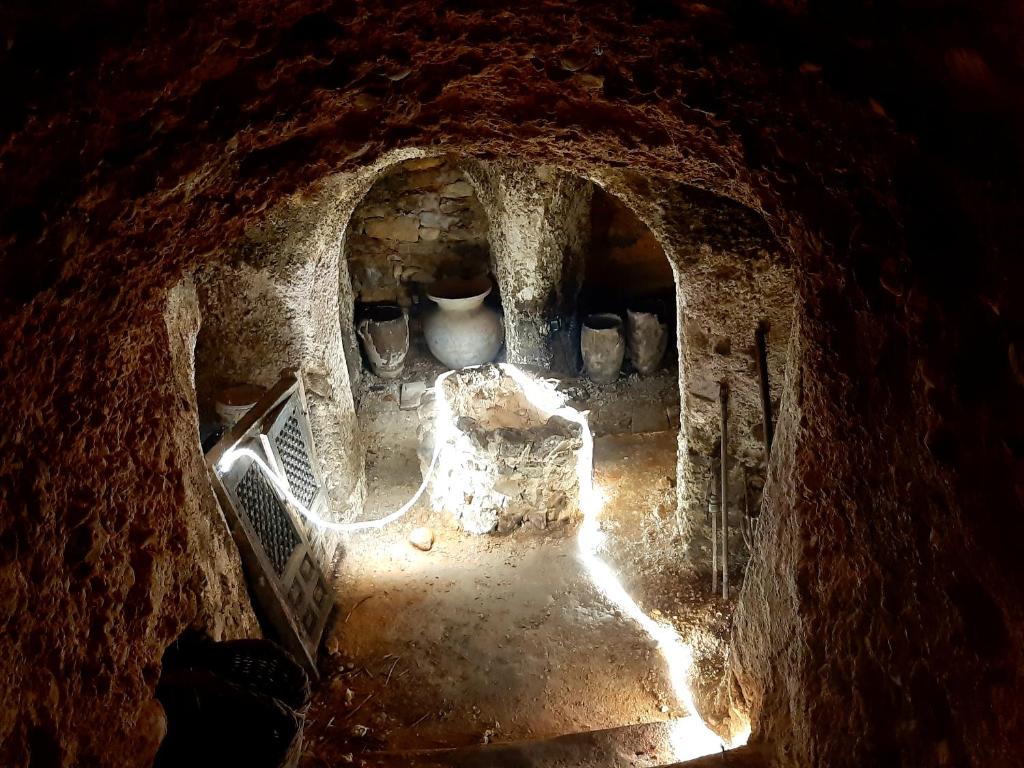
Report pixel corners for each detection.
[275,411,319,508]
[236,463,301,576]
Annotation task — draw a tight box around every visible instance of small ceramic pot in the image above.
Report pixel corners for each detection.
[626,309,668,375]
[581,313,625,384]
[357,304,409,379]
[214,384,266,427]
[424,276,504,369]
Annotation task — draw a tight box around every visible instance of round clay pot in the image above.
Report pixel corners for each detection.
[581,313,625,384]
[424,276,504,369]
[626,309,668,375]
[357,304,409,379]
[214,384,266,427]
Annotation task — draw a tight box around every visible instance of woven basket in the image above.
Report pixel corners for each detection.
[155,637,310,768]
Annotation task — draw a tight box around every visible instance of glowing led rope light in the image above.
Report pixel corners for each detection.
[499,363,739,761]
[215,370,457,532]
[217,363,745,759]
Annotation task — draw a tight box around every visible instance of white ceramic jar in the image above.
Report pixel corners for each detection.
[424,276,504,369]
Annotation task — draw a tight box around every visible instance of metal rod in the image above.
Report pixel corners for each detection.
[720,380,729,600]
[709,476,719,594]
[740,467,752,552]
[755,322,774,459]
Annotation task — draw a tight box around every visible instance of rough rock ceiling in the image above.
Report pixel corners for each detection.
[0,0,907,307]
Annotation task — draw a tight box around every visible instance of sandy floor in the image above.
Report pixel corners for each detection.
[301,374,729,764]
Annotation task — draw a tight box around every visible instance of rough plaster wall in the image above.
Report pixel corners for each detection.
[194,149,446,568]
[0,280,258,766]
[196,182,356,564]
[346,156,490,308]
[2,3,1024,767]
[729,316,806,759]
[464,161,592,373]
[594,172,794,536]
[195,156,429,526]
[194,262,303,401]
[164,280,260,643]
[194,182,368,542]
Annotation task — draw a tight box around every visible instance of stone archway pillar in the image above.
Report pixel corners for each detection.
[194,176,371,564]
[463,161,592,374]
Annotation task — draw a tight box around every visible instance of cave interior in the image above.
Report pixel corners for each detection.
[185,152,793,765]
[1,3,1023,768]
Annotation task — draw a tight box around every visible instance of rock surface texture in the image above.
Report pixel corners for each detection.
[0,2,1023,768]
[465,161,593,373]
[346,156,491,307]
[419,365,582,534]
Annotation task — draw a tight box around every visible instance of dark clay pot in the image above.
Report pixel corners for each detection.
[358,304,409,379]
[581,313,625,384]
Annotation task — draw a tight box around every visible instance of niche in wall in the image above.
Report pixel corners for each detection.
[345,156,502,375]
[581,185,678,371]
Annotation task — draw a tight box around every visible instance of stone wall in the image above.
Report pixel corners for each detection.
[346,156,490,308]
[418,365,582,534]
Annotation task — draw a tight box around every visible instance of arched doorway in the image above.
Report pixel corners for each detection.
[315,157,795,757]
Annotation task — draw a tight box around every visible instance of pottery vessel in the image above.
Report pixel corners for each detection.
[424,276,504,369]
[626,309,668,375]
[581,313,625,384]
[357,304,409,379]
[214,384,266,427]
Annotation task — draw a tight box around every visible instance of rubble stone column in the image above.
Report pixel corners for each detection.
[464,161,592,374]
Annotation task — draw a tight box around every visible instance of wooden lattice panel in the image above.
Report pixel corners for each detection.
[207,373,335,677]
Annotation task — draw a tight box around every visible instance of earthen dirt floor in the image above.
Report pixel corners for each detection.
[302,400,725,765]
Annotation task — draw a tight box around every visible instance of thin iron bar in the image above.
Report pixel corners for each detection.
[741,468,755,553]
[721,380,729,600]
[710,468,719,594]
[755,322,774,461]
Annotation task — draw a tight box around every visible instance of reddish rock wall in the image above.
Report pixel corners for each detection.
[1,2,1022,767]
[0,278,259,765]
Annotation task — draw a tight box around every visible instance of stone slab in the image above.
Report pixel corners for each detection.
[400,380,427,410]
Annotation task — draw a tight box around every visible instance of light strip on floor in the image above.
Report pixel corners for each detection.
[499,363,743,762]
[215,370,458,532]
[219,362,747,759]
